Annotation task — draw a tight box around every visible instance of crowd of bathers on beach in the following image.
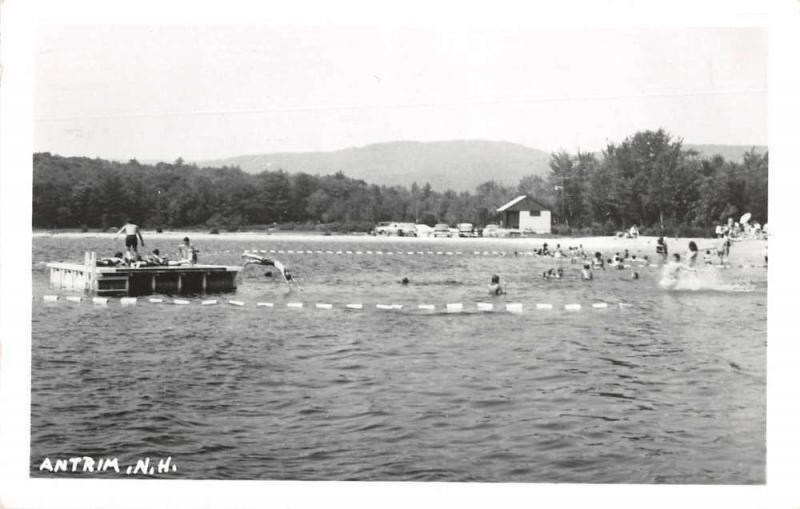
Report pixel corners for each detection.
[96,219,764,296]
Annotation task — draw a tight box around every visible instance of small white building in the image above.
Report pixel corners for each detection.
[496,195,551,233]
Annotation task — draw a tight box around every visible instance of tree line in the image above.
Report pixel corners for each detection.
[32,129,767,236]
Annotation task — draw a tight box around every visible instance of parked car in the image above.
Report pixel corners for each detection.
[374,222,417,236]
[433,223,453,238]
[457,223,475,237]
[414,224,434,238]
[396,223,419,236]
[482,224,502,238]
[374,222,394,235]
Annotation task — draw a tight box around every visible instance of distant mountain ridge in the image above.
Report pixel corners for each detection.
[684,144,768,162]
[200,140,552,192]
[199,140,766,192]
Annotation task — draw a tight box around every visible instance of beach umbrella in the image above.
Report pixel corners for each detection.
[740,212,752,224]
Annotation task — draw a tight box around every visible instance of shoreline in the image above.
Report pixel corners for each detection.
[33,230,768,265]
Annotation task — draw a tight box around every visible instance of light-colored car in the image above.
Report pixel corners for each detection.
[482,224,501,238]
[433,223,453,238]
[397,223,419,236]
[482,224,521,238]
[414,224,434,237]
[374,222,417,236]
[457,223,475,237]
[374,222,394,235]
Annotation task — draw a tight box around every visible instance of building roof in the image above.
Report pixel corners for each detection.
[497,195,550,213]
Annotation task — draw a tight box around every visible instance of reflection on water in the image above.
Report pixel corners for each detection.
[31,236,766,482]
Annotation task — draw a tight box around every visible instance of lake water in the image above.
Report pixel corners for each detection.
[30,235,766,482]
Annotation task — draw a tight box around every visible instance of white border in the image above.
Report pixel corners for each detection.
[2,1,796,508]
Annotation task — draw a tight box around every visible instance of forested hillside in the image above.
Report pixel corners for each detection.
[33,130,767,236]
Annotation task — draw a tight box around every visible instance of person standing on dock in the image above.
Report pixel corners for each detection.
[113,219,145,255]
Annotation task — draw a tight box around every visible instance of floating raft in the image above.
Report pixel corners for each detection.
[46,252,240,296]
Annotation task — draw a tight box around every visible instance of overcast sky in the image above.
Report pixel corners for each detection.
[35,25,767,161]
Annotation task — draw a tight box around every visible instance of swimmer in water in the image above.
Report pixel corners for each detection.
[659,254,683,289]
[581,263,593,280]
[631,271,639,280]
[656,237,668,261]
[489,274,505,295]
[400,277,410,285]
[592,252,605,270]
[686,241,699,267]
[703,250,713,265]
[659,253,697,289]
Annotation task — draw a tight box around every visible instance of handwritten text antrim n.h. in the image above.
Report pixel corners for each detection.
[39,456,177,475]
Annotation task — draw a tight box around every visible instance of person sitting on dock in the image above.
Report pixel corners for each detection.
[145,248,168,266]
[113,219,145,254]
[177,237,199,265]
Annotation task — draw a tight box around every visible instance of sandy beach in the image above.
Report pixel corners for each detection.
[33,230,768,266]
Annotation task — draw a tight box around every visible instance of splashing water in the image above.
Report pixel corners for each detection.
[660,264,757,292]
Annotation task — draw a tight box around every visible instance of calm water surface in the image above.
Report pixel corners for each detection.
[30,235,766,482]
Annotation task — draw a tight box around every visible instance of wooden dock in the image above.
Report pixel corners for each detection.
[47,252,240,296]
